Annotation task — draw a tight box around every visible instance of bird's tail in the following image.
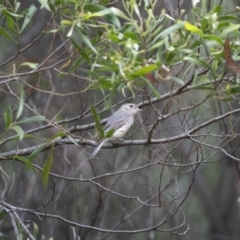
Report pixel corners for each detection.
[90,139,107,158]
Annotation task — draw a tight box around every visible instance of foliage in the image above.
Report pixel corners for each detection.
[1,0,240,239]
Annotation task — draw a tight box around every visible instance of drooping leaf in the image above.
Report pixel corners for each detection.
[17,116,45,124]
[10,125,24,140]
[42,145,54,187]
[20,4,37,32]
[91,105,104,138]
[16,86,25,119]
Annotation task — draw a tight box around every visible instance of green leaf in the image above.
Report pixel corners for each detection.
[142,77,161,98]
[75,27,98,54]
[184,21,203,36]
[28,145,45,162]
[84,5,121,28]
[131,65,158,77]
[153,21,184,43]
[67,135,79,146]
[17,116,45,124]
[219,24,240,38]
[19,62,39,69]
[0,27,15,41]
[3,106,12,130]
[10,125,24,140]
[171,77,185,85]
[20,4,37,32]
[38,0,51,11]
[148,39,165,51]
[16,86,25,119]
[42,145,54,187]
[202,34,223,45]
[50,132,67,140]
[91,106,104,138]
[13,156,36,172]
[184,56,211,69]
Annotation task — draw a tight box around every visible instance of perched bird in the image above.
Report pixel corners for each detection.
[90,103,141,158]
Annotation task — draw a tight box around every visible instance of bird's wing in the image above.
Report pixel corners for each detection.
[104,111,129,132]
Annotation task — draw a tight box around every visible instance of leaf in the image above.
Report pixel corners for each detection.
[219,24,240,38]
[13,156,36,172]
[50,132,67,140]
[3,106,12,130]
[201,34,223,45]
[67,135,79,146]
[17,116,45,124]
[171,77,185,85]
[10,125,24,140]
[153,21,184,43]
[20,62,39,69]
[42,145,54,187]
[142,77,161,98]
[75,27,98,54]
[91,106,104,138]
[148,39,165,51]
[28,145,45,162]
[84,5,121,28]
[184,21,203,36]
[20,4,37,32]
[16,86,25,119]
[0,27,15,41]
[132,65,158,77]
[184,56,211,69]
[38,0,51,11]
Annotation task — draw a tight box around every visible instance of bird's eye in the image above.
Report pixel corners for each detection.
[130,104,133,108]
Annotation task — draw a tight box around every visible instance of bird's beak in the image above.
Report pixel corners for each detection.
[137,107,142,111]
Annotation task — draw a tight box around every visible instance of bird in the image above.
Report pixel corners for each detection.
[90,103,142,158]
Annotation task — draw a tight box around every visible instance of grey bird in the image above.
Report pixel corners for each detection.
[90,103,141,158]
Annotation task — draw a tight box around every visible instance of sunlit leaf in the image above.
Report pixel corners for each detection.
[132,65,158,77]
[185,21,203,36]
[10,125,24,140]
[20,62,39,69]
[16,86,25,119]
[184,56,211,69]
[21,4,37,32]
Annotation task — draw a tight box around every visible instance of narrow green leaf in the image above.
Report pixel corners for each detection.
[50,132,67,140]
[38,0,51,11]
[171,77,185,85]
[75,27,98,54]
[153,22,184,43]
[202,34,223,45]
[132,65,158,77]
[42,145,54,187]
[219,24,240,38]
[67,135,79,146]
[10,125,24,140]
[0,27,15,41]
[17,116,45,124]
[84,5,121,28]
[20,62,39,69]
[142,77,161,98]
[16,86,25,119]
[20,4,37,32]
[184,56,211,69]
[13,156,36,172]
[91,106,104,138]
[184,21,203,36]
[3,106,12,130]
[28,145,45,162]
